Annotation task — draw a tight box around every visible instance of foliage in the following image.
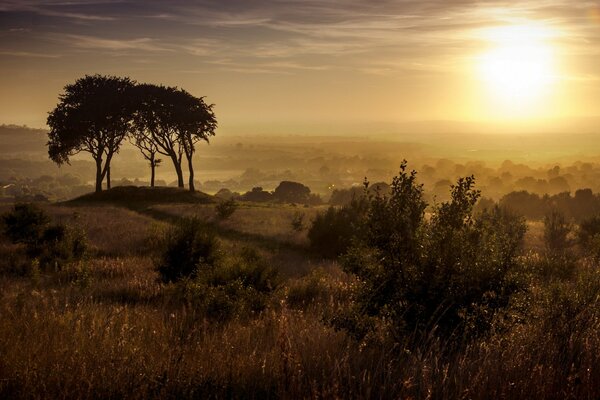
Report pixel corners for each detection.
[543,209,573,255]
[578,214,600,258]
[171,247,278,319]
[240,187,273,202]
[156,217,221,283]
[215,198,238,220]
[335,162,527,341]
[290,212,305,232]
[47,75,136,192]
[307,197,369,258]
[1,203,87,270]
[130,84,217,191]
[273,181,311,204]
[1,203,50,245]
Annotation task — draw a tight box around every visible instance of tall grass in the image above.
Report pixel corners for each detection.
[0,202,599,399]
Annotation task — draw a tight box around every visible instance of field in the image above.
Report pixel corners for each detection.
[0,196,599,399]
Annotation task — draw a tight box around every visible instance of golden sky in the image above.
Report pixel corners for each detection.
[0,0,599,133]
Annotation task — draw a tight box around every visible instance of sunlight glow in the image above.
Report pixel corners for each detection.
[477,23,558,114]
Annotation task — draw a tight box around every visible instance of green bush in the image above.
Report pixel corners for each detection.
[36,224,87,270]
[543,210,573,255]
[169,247,278,320]
[1,203,87,270]
[1,203,50,245]
[578,215,600,258]
[156,217,221,283]
[215,198,238,220]
[334,162,527,342]
[307,197,368,258]
[286,268,332,309]
[290,211,305,232]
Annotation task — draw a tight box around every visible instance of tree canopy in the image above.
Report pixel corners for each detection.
[47,75,135,192]
[47,75,217,193]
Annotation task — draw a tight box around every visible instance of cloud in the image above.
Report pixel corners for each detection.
[61,34,170,52]
[0,50,60,58]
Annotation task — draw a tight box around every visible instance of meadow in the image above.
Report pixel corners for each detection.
[0,194,598,400]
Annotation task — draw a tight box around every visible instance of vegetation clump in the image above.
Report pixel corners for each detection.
[307,197,369,258]
[1,203,87,271]
[215,198,238,220]
[156,217,221,283]
[156,218,277,319]
[328,162,527,341]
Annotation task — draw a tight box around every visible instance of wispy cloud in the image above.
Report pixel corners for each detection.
[60,34,170,52]
[0,50,60,58]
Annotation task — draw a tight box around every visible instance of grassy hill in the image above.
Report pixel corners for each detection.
[66,186,214,207]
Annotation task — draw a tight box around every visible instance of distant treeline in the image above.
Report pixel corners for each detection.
[326,184,600,222]
[498,189,600,221]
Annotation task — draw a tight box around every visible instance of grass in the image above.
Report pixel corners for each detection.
[67,186,214,207]
[0,199,599,399]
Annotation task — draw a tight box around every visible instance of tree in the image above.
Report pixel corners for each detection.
[174,90,217,192]
[130,117,161,187]
[47,75,135,193]
[273,181,311,203]
[131,84,216,191]
[131,84,185,188]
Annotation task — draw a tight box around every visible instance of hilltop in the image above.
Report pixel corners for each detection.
[66,186,214,207]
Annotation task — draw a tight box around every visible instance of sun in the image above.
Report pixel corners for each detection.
[477,23,558,112]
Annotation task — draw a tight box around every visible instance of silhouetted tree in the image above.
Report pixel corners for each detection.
[131,84,185,187]
[273,181,311,203]
[174,90,217,192]
[47,75,135,193]
[130,118,161,187]
[131,84,216,191]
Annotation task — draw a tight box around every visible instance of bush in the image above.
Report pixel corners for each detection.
[1,203,87,270]
[578,215,600,258]
[335,162,527,342]
[543,210,573,255]
[169,247,278,320]
[290,212,305,232]
[215,198,238,220]
[307,197,369,258]
[1,203,50,245]
[156,217,221,283]
[35,224,87,270]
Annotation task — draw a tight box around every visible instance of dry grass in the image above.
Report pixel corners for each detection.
[151,203,321,246]
[1,202,599,399]
[47,205,167,256]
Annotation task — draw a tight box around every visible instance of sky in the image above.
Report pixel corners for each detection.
[0,0,599,133]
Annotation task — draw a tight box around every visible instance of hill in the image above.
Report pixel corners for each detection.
[66,186,214,206]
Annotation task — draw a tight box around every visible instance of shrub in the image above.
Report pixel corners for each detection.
[543,209,573,254]
[1,203,50,245]
[215,198,238,220]
[290,212,305,232]
[286,268,331,309]
[156,217,221,283]
[35,223,87,270]
[1,203,87,270]
[170,247,278,319]
[335,162,527,342]
[578,215,600,258]
[307,197,369,258]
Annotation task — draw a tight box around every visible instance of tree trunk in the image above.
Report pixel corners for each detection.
[187,153,195,192]
[106,165,111,190]
[95,157,103,193]
[174,156,184,188]
[150,154,156,187]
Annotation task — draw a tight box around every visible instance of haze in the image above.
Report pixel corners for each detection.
[1,0,600,133]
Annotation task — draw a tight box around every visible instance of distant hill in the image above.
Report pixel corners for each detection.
[0,124,48,156]
[67,186,214,206]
